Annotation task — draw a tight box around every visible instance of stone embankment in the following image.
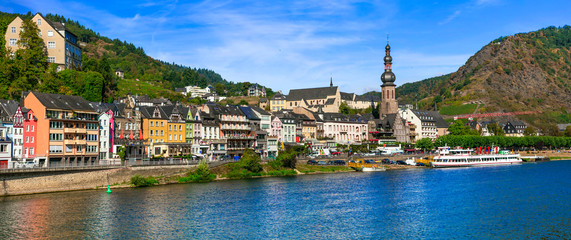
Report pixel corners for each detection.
[0,165,191,196]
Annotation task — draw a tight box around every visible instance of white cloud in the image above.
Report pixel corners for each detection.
[439,10,461,25]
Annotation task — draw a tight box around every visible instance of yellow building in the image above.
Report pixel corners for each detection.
[270,92,287,112]
[5,13,82,71]
[163,105,187,143]
[141,106,168,147]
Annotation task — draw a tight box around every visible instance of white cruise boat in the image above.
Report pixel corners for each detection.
[430,147,522,168]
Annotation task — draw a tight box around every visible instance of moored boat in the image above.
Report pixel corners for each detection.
[430,147,522,168]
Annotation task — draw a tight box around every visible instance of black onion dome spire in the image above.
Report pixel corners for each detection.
[381,39,396,86]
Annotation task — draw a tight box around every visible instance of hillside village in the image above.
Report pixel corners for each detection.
[1,13,570,169]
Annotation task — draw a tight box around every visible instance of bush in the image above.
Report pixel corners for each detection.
[240,149,262,173]
[267,159,283,170]
[179,160,216,183]
[276,150,297,169]
[131,174,158,187]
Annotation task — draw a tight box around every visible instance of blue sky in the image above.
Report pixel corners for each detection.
[1,0,570,94]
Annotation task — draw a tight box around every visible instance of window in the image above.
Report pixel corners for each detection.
[11,27,16,33]
[161,130,164,136]
[29,148,34,155]
[169,125,172,131]
[87,146,97,153]
[87,123,97,130]
[150,130,154,136]
[37,19,41,25]
[169,135,172,141]
[87,134,97,141]
[48,30,53,37]
[66,145,73,153]
[179,135,182,141]
[161,122,164,127]
[31,126,34,132]
[50,121,63,129]
[77,145,83,152]
[9,39,17,46]
[49,145,63,153]
[47,57,56,63]
[31,137,34,143]
[26,137,29,143]
[49,133,63,141]
[151,121,153,127]
[26,125,29,132]
[48,41,55,48]
[179,125,182,131]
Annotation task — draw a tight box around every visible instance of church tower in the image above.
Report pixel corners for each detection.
[380,39,398,116]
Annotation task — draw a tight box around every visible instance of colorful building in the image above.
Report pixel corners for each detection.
[23,92,99,167]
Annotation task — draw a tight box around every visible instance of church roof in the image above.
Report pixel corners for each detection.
[287,86,338,101]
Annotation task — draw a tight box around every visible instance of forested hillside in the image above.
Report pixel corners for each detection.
[395,26,571,129]
[0,11,273,102]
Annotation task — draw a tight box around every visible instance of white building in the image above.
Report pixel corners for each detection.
[98,110,112,162]
[399,108,439,142]
[185,86,211,98]
[251,106,272,135]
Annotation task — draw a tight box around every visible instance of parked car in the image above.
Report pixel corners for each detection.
[396,160,407,165]
[364,159,375,164]
[307,160,318,165]
[333,160,346,165]
[381,158,391,164]
[318,161,327,165]
[331,151,342,155]
[416,162,426,167]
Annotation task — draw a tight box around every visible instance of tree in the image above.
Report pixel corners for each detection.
[541,124,561,136]
[238,99,249,106]
[447,120,478,135]
[82,71,105,102]
[215,83,225,96]
[10,19,47,98]
[565,126,571,137]
[524,126,536,136]
[415,138,434,152]
[240,149,262,173]
[118,146,126,166]
[276,149,297,169]
[487,122,504,136]
[339,102,350,114]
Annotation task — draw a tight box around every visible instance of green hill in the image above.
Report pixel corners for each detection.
[0,11,274,102]
[396,26,571,129]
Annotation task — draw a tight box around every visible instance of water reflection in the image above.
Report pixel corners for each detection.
[0,161,569,239]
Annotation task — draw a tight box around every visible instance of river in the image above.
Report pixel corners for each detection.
[1,161,569,239]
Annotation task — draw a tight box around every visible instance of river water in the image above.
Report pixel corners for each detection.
[1,161,569,239]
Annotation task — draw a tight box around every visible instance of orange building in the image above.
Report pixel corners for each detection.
[23,92,99,167]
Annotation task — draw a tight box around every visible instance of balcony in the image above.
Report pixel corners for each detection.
[225,135,256,140]
[64,128,87,134]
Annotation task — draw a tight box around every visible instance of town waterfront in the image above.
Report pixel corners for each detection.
[0,161,569,239]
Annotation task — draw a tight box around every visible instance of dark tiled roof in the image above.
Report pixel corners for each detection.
[325,98,336,105]
[287,86,338,101]
[30,92,95,112]
[250,106,270,116]
[271,92,286,100]
[356,94,381,102]
[0,99,20,117]
[340,92,354,101]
